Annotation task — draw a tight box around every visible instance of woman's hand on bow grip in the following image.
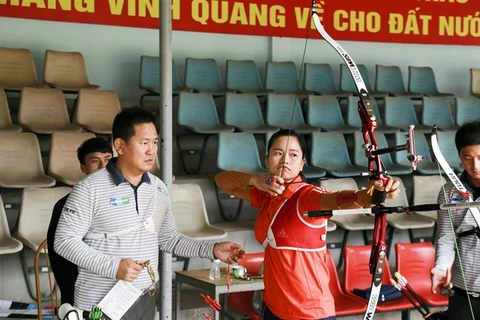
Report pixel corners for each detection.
[371,176,400,199]
[383,176,400,199]
[252,174,285,197]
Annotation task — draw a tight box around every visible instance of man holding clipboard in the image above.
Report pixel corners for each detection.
[54,107,245,320]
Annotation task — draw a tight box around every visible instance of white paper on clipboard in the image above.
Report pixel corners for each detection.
[98,280,143,320]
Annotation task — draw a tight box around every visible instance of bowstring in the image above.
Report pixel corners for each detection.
[278,2,322,318]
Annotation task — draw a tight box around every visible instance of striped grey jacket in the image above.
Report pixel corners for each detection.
[55,161,215,310]
[435,171,480,292]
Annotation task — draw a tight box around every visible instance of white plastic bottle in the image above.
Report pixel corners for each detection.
[209,259,221,280]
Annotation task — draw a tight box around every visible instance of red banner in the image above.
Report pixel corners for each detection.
[1,0,480,46]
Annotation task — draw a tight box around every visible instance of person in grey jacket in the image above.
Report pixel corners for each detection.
[55,107,244,319]
[431,120,480,320]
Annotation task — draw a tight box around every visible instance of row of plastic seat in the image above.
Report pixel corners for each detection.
[0,87,120,134]
[0,131,161,188]
[139,55,480,102]
[0,127,456,191]
[229,242,446,319]
[177,91,479,137]
[182,128,459,180]
[0,47,99,93]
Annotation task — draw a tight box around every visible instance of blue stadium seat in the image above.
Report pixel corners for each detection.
[303,63,351,99]
[184,57,235,96]
[455,96,480,125]
[139,56,191,106]
[306,95,357,133]
[383,96,432,133]
[310,132,365,177]
[224,93,278,134]
[437,130,462,173]
[264,61,312,97]
[225,59,274,96]
[421,97,459,131]
[375,65,422,99]
[217,132,269,175]
[266,93,318,133]
[177,92,234,174]
[408,66,454,97]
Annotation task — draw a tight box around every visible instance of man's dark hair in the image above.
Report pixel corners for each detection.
[112,106,157,142]
[455,120,480,153]
[77,137,113,165]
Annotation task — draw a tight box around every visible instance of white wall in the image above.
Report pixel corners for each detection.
[1,17,479,101]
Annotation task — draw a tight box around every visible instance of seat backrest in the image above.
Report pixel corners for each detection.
[75,88,121,134]
[395,242,435,291]
[224,93,266,129]
[470,68,480,96]
[320,177,358,192]
[437,131,462,170]
[303,63,337,93]
[421,97,455,128]
[412,175,446,220]
[344,245,394,293]
[17,187,72,251]
[306,95,345,128]
[265,61,299,93]
[177,92,222,129]
[0,88,20,131]
[347,96,383,127]
[184,57,224,92]
[0,194,23,254]
[455,97,480,126]
[240,252,265,275]
[408,66,439,95]
[325,250,344,295]
[18,87,73,133]
[375,65,407,95]
[310,132,353,168]
[0,47,40,89]
[0,132,49,185]
[340,64,372,92]
[266,93,306,129]
[384,96,420,127]
[139,56,182,92]
[43,50,91,88]
[47,132,96,185]
[218,132,268,174]
[171,183,213,234]
[226,59,263,93]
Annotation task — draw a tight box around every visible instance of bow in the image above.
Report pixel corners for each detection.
[309,2,420,319]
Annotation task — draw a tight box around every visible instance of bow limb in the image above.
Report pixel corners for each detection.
[311,2,387,319]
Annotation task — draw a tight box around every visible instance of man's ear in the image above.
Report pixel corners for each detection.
[80,164,87,174]
[113,138,124,155]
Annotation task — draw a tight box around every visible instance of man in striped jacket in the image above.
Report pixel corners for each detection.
[55,107,244,319]
[431,120,480,320]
